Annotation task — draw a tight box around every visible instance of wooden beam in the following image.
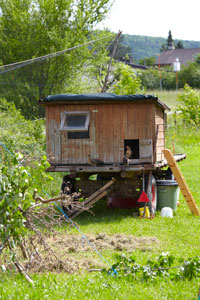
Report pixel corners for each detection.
[46,165,153,173]
[68,178,116,219]
[101,31,122,93]
[162,149,200,216]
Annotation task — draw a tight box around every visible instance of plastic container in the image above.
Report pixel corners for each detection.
[161,207,173,218]
[139,206,150,217]
[156,180,180,211]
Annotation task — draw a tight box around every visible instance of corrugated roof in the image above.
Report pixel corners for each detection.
[39,93,170,110]
[154,48,200,66]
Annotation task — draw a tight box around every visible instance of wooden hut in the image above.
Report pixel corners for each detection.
[39,93,187,214]
[39,93,170,172]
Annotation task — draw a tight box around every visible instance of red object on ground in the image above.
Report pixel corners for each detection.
[137,191,150,203]
[107,196,140,209]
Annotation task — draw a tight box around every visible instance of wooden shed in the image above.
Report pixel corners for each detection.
[39,93,188,215]
[39,93,170,173]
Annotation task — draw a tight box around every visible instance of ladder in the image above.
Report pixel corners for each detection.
[162,149,200,216]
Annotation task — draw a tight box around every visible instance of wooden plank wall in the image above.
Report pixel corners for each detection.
[46,102,164,165]
[155,106,165,162]
[46,105,62,164]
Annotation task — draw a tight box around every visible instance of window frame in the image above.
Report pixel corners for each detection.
[60,111,91,132]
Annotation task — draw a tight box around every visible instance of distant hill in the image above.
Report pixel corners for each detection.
[120,34,200,62]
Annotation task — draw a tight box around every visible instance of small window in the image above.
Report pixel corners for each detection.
[68,130,89,139]
[60,111,90,132]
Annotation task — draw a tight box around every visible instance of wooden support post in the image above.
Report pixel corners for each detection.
[101,31,122,93]
[162,149,200,216]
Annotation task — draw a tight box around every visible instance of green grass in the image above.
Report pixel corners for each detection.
[148,89,184,110]
[2,91,200,299]
[2,130,200,299]
[1,272,199,300]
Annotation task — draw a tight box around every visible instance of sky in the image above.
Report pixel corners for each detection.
[99,0,200,41]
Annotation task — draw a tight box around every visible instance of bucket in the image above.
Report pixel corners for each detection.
[156,180,180,211]
[139,206,150,217]
[161,207,173,218]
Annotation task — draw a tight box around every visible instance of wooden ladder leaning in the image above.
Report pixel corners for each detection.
[68,178,116,219]
[162,149,200,216]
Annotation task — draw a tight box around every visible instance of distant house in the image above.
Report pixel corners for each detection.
[154,48,200,68]
[118,57,147,70]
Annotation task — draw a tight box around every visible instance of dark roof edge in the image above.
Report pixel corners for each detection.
[39,93,170,111]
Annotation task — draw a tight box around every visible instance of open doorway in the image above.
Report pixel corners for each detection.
[124,139,139,159]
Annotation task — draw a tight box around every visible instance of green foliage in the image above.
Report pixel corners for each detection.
[107,253,200,282]
[0,271,199,300]
[195,53,200,65]
[141,59,200,90]
[160,30,184,52]
[177,85,200,129]
[179,62,200,89]
[0,153,52,247]
[140,69,160,90]
[176,41,184,49]
[140,68,177,91]
[112,62,144,95]
[139,57,155,66]
[0,0,113,117]
[0,98,45,158]
[109,35,132,60]
[115,33,200,62]
[161,71,176,90]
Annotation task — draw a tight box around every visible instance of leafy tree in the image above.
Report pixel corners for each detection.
[139,57,156,66]
[175,41,184,49]
[0,152,53,254]
[160,30,184,52]
[167,30,174,49]
[109,35,132,60]
[160,30,175,51]
[177,84,200,130]
[195,53,200,65]
[179,62,200,89]
[0,98,63,256]
[112,62,145,95]
[0,98,45,157]
[161,71,176,90]
[0,0,113,117]
[139,69,160,90]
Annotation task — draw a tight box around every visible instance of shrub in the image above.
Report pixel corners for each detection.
[112,62,145,95]
[177,84,200,130]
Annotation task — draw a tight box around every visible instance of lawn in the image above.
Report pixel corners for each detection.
[1,91,200,300]
[150,89,183,110]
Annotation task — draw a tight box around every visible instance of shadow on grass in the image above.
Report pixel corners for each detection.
[72,198,138,226]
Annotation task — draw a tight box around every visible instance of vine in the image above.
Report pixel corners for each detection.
[106,252,200,282]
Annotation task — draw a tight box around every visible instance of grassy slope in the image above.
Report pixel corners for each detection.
[1,91,200,300]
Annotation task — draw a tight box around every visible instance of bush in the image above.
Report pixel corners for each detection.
[177,85,200,130]
[179,63,200,89]
[0,153,53,252]
[140,69,160,90]
[112,62,144,94]
[0,98,45,160]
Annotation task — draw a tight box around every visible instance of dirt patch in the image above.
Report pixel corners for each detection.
[48,233,159,253]
[23,233,159,273]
